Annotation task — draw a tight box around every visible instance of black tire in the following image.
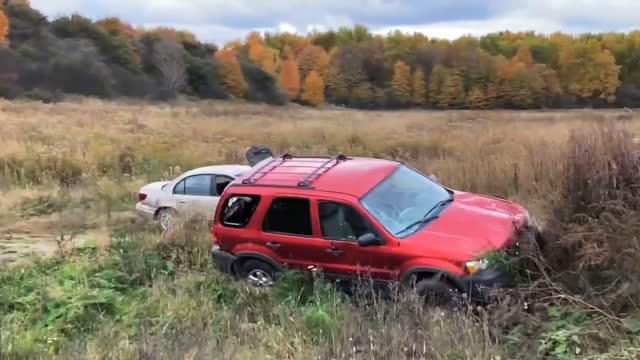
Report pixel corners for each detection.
[240,260,277,288]
[415,277,465,308]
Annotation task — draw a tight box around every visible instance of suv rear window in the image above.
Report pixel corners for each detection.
[262,197,312,236]
[219,195,260,228]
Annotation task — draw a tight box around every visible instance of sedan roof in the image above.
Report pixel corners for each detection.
[180,165,251,178]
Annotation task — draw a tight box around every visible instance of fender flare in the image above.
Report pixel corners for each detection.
[400,266,465,292]
[233,252,283,274]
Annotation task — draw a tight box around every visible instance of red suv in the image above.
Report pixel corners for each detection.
[211,153,543,300]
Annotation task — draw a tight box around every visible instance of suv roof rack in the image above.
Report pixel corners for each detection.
[241,153,348,189]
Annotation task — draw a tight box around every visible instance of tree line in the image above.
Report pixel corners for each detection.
[1,1,639,109]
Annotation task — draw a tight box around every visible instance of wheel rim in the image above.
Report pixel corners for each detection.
[159,211,172,230]
[247,269,274,287]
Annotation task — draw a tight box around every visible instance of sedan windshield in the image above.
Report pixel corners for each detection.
[360,165,452,237]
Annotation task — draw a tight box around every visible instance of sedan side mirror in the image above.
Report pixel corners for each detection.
[358,233,383,247]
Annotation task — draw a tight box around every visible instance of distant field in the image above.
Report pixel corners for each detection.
[0,99,639,359]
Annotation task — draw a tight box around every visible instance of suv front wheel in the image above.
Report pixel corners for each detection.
[415,277,466,308]
[240,260,277,288]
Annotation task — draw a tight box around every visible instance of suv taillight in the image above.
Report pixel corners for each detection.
[138,193,147,201]
[211,230,219,245]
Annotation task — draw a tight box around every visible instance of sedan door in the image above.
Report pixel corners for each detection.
[173,174,218,219]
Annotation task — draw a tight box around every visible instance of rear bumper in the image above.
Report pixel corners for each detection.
[459,269,513,301]
[135,203,156,221]
[212,246,237,275]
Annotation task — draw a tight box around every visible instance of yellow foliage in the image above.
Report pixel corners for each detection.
[558,39,620,100]
[442,68,465,108]
[512,46,534,67]
[302,71,325,106]
[466,86,490,109]
[390,61,412,101]
[278,59,301,100]
[411,69,426,105]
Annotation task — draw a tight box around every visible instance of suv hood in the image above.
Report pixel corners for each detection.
[404,192,525,260]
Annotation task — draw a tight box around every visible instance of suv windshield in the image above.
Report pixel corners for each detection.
[360,165,452,237]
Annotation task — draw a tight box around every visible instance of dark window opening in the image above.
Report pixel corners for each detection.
[215,175,234,196]
[220,195,261,228]
[263,197,312,236]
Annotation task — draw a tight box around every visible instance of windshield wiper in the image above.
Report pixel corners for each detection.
[395,197,454,236]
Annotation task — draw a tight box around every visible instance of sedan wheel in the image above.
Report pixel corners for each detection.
[158,209,175,231]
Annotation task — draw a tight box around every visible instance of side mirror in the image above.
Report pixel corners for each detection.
[358,233,383,247]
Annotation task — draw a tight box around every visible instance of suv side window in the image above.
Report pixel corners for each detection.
[220,195,261,228]
[263,197,312,236]
[318,201,377,241]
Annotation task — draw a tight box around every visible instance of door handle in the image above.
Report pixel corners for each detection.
[179,201,187,204]
[325,248,343,255]
[266,242,281,249]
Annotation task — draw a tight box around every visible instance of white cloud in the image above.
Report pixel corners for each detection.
[29,0,640,45]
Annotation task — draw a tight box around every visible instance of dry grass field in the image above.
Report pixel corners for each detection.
[1,98,639,359]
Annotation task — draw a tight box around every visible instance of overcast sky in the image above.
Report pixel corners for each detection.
[30,0,640,46]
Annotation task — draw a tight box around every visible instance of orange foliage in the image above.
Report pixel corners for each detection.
[97,17,139,42]
[302,70,325,106]
[278,59,301,100]
[147,27,196,44]
[0,10,9,47]
[214,50,248,98]
[297,45,330,82]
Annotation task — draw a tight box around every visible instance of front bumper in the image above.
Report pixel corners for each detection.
[135,202,156,221]
[212,246,237,275]
[459,268,513,302]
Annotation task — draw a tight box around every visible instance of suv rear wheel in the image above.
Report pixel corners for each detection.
[240,260,277,288]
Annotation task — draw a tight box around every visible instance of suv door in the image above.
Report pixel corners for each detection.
[316,200,397,281]
[260,196,346,274]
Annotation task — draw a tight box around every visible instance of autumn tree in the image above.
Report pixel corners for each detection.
[557,38,620,102]
[96,17,138,42]
[297,44,329,82]
[0,10,8,47]
[302,70,324,106]
[466,86,490,109]
[278,59,300,100]
[214,49,248,98]
[512,46,534,67]
[246,31,277,72]
[429,64,448,108]
[411,68,426,105]
[325,64,348,98]
[390,60,411,102]
[332,45,367,93]
[441,68,465,108]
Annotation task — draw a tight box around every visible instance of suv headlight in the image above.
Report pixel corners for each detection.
[465,259,489,274]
